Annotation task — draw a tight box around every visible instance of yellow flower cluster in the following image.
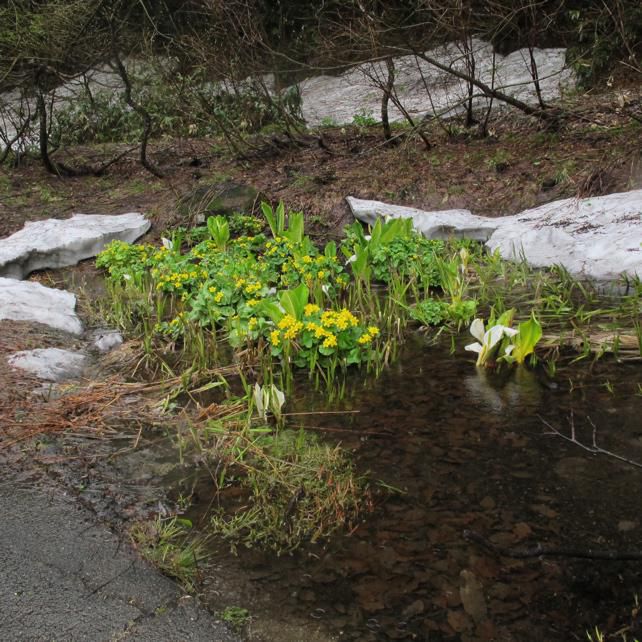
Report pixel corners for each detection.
[321,309,359,331]
[322,334,337,348]
[156,267,208,291]
[277,314,304,340]
[358,326,380,345]
[270,329,281,346]
[156,271,189,290]
[244,282,262,295]
[207,286,225,303]
[305,321,331,340]
[265,238,294,257]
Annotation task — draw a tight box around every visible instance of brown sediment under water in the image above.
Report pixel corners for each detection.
[173,334,642,641]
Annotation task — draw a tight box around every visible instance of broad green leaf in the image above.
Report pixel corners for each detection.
[261,201,276,236]
[284,211,304,243]
[257,300,283,325]
[324,240,337,259]
[512,314,543,364]
[279,283,308,319]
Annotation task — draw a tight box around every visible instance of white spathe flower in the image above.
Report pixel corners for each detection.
[465,318,517,366]
[346,254,357,264]
[161,237,172,250]
[253,382,265,419]
[253,382,285,421]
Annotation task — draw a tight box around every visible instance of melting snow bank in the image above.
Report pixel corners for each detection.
[0,212,149,279]
[0,278,83,334]
[298,38,574,127]
[8,348,88,382]
[347,190,642,282]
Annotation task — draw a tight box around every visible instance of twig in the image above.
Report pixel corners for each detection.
[539,414,642,469]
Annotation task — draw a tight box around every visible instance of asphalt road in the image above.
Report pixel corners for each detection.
[0,481,240,642]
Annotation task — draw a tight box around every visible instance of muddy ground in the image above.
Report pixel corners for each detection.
[1,90,641,244]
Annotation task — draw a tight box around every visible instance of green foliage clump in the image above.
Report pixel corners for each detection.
[96,210,379,382]
[411,297,477,328]
[210,428,366,554]
[129,516,204,591]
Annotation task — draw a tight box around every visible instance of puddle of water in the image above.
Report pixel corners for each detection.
[179,334,642,641]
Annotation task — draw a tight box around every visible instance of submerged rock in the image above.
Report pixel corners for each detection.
[0,213,150,280]
[0,278,83,334]
[347,190,642,281]
[7,348,88,382]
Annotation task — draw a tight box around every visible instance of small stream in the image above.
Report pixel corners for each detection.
[176,335,642,641]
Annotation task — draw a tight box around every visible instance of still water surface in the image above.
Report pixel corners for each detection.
[181,336,642,641]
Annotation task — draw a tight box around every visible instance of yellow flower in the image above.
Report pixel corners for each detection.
[249,317,258,329]
[304,304,320,317]
[314,326,330,339]
[317,270,325,279]
[322,334,337,348]
[367,326,380,336]
[358,333,372,345]
[284,321,303,340]
[247,298,259,307]
[215,292,224,303]
[244,282,261,295]
[303,255,313,264]
[321,311,336,327]
[334,309,359,330]
[278,315,296,330]
[208,286,217,293]
[269,330,280,346]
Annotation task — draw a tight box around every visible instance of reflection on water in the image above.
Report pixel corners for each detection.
[187,335,642,641]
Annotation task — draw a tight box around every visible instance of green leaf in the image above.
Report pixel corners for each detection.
[207,215,230,250]
[283,211,304,243]
[257,300,283,325]
[324,240,337,259]
[279,283,308,320]
[512,314,543,364]
[276,201,285,235]
[261,201,277,237]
